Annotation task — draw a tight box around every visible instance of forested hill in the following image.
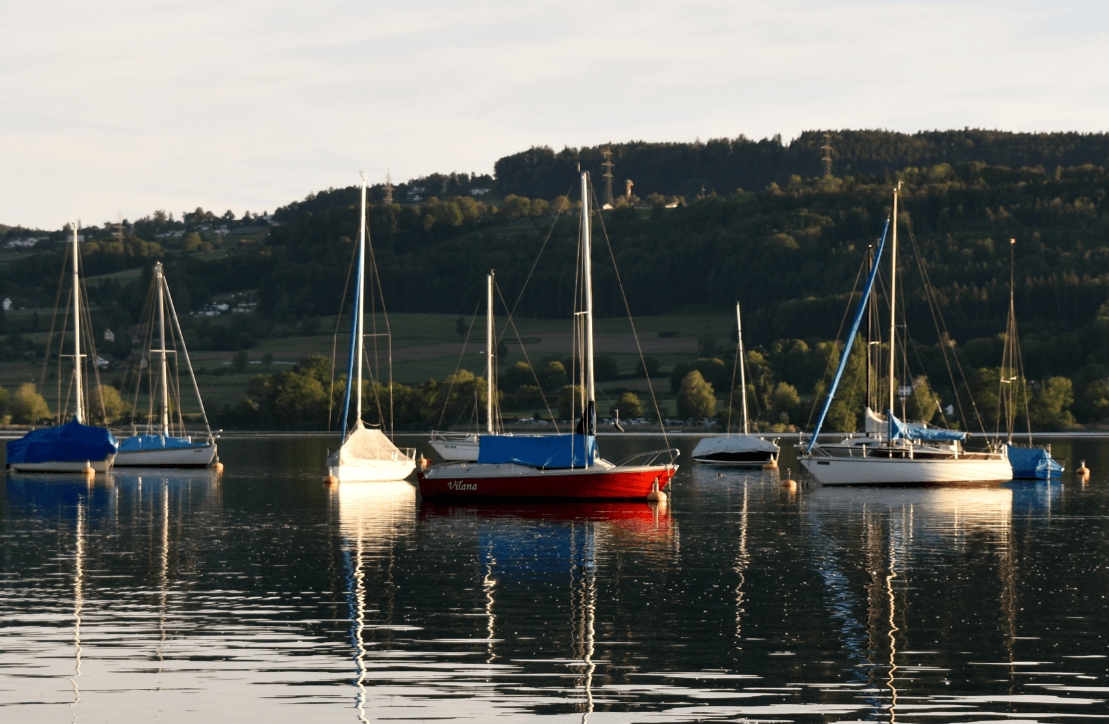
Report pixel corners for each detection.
[492,130,1109,199]
[4,129,1109,426]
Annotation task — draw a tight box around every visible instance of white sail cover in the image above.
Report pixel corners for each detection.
[692,434,779,457]
[328,422,408,469]
[864,407,886,435]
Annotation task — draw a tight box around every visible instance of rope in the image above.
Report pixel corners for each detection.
[328,238,358,431]
[590,185,673,460]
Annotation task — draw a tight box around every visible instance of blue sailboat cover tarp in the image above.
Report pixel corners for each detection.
[888,411,967,442]
[1007,446,1063,479]
[118,434,206,452]
[5,418,119,465]
[478,434,596,468]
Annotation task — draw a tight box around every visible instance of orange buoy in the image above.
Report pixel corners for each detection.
[82,461,95,478]
[417,456,429,471]
[782,468,797,491]
[646,479,668,503]
[324,474,339,486]
[213,459,224,474]
[1076,460,1090,482]
[763,457,778,470]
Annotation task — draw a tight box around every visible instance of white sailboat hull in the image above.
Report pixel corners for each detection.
[9,455,116,474]
[328,461,416,483]
[800,454,1012,485]
[429,435,480,462]
[114,442,217,468]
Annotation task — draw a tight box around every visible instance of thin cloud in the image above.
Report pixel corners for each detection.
[2,0,1107,228]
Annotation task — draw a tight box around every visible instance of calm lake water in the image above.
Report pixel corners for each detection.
[2,433,1107,722]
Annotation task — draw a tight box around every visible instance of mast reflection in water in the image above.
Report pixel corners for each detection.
[1,435,1106,721]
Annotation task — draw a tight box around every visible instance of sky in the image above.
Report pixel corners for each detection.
[2,0,1108,230]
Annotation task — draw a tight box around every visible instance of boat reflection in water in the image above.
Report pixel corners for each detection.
[804,484,1018,720]
[334,481,418,723]
[421,500,675,722]
[4,469,220,717]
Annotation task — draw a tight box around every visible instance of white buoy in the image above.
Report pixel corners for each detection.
[646,479,667,503]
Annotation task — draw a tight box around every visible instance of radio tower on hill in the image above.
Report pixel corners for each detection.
[384,171,394,204]
[821,133,833,177]
[602,149,614,206]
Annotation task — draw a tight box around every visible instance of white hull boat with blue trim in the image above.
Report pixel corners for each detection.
[799,185,1011,486]
[328,175,416,483]
[116,262,218,468]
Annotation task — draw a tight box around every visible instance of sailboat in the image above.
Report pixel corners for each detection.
[114,262,218,467]
[326,175,417,483]
[417,171,679,500]
[429,271,498,462]
[6,225,119,473]
[999,238,1064,479]
[691,302,779,467]
[799,184,1012,485]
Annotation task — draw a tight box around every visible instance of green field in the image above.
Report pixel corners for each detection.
[1,311,737,421]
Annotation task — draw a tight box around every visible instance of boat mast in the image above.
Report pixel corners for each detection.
[1005,237,1016,445]
[580,171,596,440]
[486,270,494,435]
[72,223,84,424]
[355,176,367,426]
[155,262,170,435]
[865,244,874,411]
[888,183,900,419]
[736,302,749,435]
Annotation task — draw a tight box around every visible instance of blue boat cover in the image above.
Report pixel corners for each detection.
[477,434,596,468]
[888,411,966,442]
[1007,445,1063,479]
[119,434,206,452]
[5,418,119,465]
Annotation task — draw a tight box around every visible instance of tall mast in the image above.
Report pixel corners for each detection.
[865,244,874,411]
[155,262,170,434]
[1006,238,1016,445]
[486,270,494,434]
[72,223,84,423]
[888,183,900,418]
[580,171,596,439]
[355,175,367,425]
[736,302,749,435]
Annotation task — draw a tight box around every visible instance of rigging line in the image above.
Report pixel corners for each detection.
[39,241,70,396]
[78,259,106,422]
[903,215,985,435]
[902,325,947,428]
[727,327,740,434]
[505,181,576,321]
[125,276,158,431]
[805,253,869,430]
[55,286,72,424]
[492,283,560,432]
[434,299,482,431]
[589,185,671,455]
[164,278,214,438]
[328,235,359,431]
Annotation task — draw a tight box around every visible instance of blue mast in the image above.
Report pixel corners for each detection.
[339,213,364,439]
[806,218,890,453]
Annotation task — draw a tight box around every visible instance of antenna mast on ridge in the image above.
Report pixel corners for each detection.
[384,171,394,205]
[821,133,833,177]
[601,149,614,207]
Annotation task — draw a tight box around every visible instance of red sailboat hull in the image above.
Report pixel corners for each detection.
[417,464,677,500]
